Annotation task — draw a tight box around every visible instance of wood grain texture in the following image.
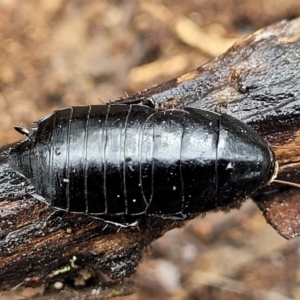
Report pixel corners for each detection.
[118,17,300,240]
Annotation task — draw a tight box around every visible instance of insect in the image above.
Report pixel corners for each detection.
[9,104,277,222]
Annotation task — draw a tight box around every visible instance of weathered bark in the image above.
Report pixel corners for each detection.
[0,150,185,292]
[118,17,300,240]
[1,17,300,295]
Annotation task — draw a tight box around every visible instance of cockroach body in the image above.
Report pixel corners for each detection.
[9,104,276,221]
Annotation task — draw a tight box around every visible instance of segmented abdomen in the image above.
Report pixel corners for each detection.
[9,104,275,217]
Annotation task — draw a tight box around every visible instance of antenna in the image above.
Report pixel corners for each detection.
[272,180,300,189]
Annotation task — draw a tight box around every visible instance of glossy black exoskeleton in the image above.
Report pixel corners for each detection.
[9,104,276,220]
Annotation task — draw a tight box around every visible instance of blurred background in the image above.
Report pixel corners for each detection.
[1,0,300,299]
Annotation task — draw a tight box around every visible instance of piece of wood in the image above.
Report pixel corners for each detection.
[1,17,300,295]
[0,149,185,292]
[118,17,300,240]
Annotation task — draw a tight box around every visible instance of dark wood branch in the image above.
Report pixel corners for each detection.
[118,17,300,240]
[1,17,300,295]
[0,157,185,292]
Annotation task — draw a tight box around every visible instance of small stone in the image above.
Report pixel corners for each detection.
[53,281,64,290]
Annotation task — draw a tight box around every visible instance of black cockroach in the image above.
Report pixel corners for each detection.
[9,104,278,223]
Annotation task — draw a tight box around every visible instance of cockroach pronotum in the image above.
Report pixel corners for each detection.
[8,104,281,225]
